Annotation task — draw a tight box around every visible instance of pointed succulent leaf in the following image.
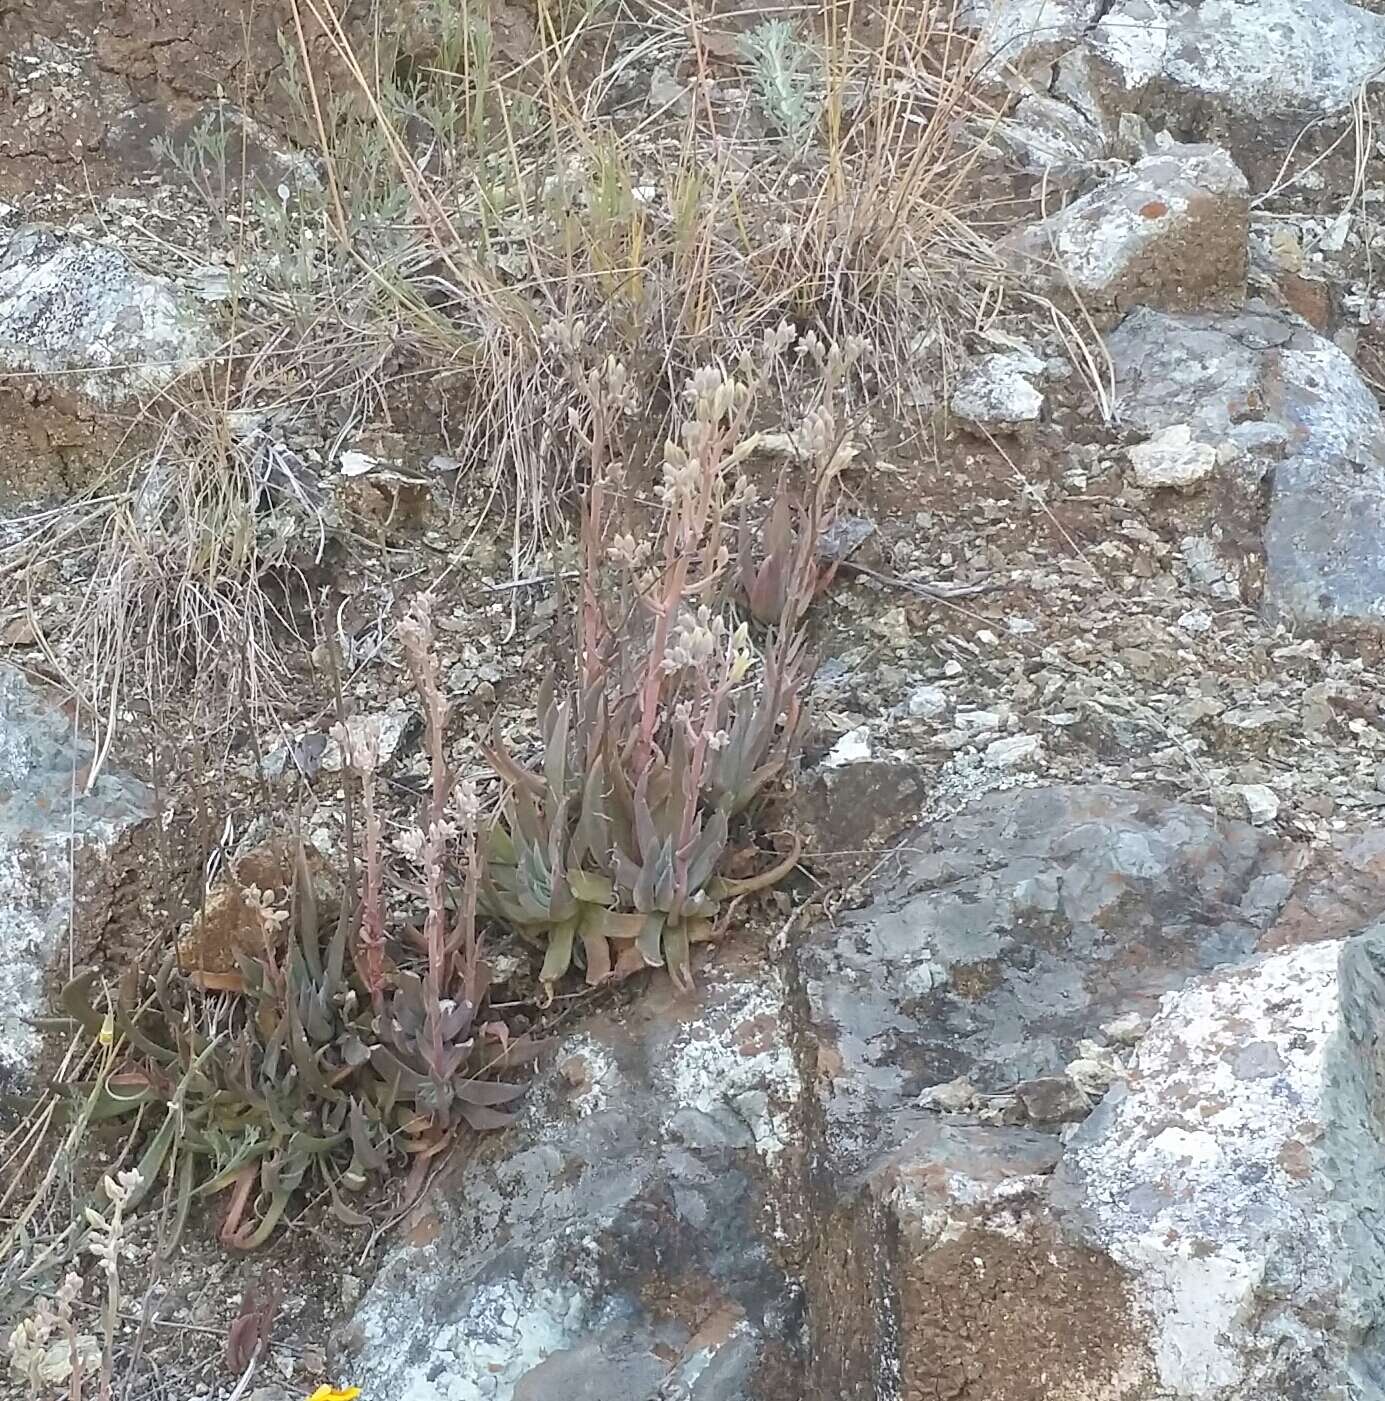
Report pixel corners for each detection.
[635,913,666,968]
[544,699,572,801]
[439,1001,477,1042]
[633,779,658,864]
[484,729,545,798]
[451,1078,527,1107]
[664,920,694,993]
[579,929,612,985]
[537,671,557,747]
[581,908,648,942]
[294,839,323,982]
[573,755,613,871]
[633,842,661,914]
[369,1046,431,1094]
[485,819,518,867]
[568,869,615,905]
[684,808,730,895]
[540,918,578,984]
[612,849,644,904]
[652,837,679,911]
[459,1101,516,1131]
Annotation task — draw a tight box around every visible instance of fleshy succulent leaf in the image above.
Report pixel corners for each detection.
[540,918,578,984]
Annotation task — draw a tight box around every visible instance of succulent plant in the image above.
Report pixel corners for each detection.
[483,631,804,993]
[58,837,542,1249]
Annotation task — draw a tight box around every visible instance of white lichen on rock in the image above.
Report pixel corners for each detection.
[950,351,1045,432]
[1059,936,1385,1397]
[1089,0,1385,117]
[0,225,214,405]
[657,974,800,1169]
[0,667,151,1083]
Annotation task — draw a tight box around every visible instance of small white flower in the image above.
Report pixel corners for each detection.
[395,828,426,863]
[454,778,480,829]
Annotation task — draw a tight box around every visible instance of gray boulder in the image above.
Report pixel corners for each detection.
[0,225,214,407]
[1053,932,1385,1399]
[1110,305,1385,634]
[794,785,1385,1399]
[1087,0,1385,122]
[960,0,1104,73]
[796,784,1294,1173]
[1003,143,1249,327]
[341,973,803,1401]
[0,666,151,1086]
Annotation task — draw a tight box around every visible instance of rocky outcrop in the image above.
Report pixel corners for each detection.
[795,784,1295,1174]
[1084,0,1385,126]
[1003,143,1249,327]
[960,0,1104,74]
[0,225,214,406]
[0,666,151,1086]
[342,970,804,1401]
[1053,933,1385,1399]
[1110,305,1385,634]
[345,783,1385,1400]
[795,784,1294,1397]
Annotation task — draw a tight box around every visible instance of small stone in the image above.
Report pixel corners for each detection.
[560,1054,591,1090]
[318,699,413,774]
[1218,782,1281,825]
[823,726,872,768]
[1221,705,1285,734]
[1066,1040,1124,1097]
[943,659,965,678]
[1239,784,1281,824]
[921,1075,977,1112]
[818,514,877,563]
[950,352,1045,432]
[907,685,949,720]
[984,733,1044,768]
[1128,423,1219,489]
[1015,1074,1091,1124]
[297,1347,326,1378]
[1101,1012,1149,1046]
[869,607,912,647]
[1177,607,1214,634]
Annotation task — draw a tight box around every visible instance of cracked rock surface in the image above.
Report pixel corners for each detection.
[349,785,1385,1399]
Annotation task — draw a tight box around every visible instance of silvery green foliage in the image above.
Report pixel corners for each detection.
[743,20,823,150]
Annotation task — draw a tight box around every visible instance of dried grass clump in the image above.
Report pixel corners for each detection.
[0,374,328,784]
[203,0,1003,548]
